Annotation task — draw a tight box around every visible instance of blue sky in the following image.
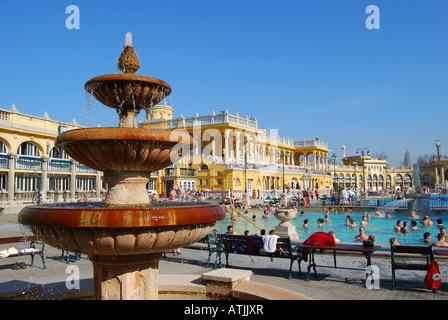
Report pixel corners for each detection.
[0,0,446,166]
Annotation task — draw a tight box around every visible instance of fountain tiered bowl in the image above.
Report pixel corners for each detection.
[18,34,225,300]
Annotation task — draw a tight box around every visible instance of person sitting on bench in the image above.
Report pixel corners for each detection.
[261,230,281,260]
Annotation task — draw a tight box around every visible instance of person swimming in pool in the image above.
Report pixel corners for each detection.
[360,215,368,227]
[394,220,403,232]
[317,218,324,228]
[410,211,419,219]
[432,233,448,247]
[410,220,420,231]
[355,227,369,241]
[423,232,432,244]
[420,216,433,226]
[303,219,309,229]
[345,215,351,226]
[401,221,410,233]
[389,237,399,245]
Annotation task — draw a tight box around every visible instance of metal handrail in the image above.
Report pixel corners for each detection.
[225,205,262,231]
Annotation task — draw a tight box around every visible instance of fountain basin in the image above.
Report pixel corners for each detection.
[273,208,297,225]
[85,73,171,110]
[18,202,225,255]
[273,208,299,241]
[55,127,193,172]
[405,193,432,213]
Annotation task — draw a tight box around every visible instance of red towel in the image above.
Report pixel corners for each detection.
[303,232,336,246]
[301,232,336,262]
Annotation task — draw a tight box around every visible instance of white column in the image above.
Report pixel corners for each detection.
[235,134,240,164]
[7,154,16,203]
[224,130,230,164]
[254,142,258,164]
[70,160,77,201]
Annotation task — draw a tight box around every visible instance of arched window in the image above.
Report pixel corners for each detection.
[17,142,41,157]
[49,147,69,160]
[16,142,42,170]
[291,178,298,189]
[200,164,209,171]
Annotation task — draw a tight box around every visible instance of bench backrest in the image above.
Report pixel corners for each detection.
[0,236,38,245]
[391,244,432,255]
[219,234,292,252]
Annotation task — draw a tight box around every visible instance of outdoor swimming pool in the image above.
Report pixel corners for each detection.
[215,207,448,246]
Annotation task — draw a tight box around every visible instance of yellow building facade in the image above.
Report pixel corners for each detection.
[0,105,104,206]
[0,103,417,208]
[140,104,415,198]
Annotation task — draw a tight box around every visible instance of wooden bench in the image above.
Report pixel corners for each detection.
[390,244,433,290]
[218,233,300,279]
[297,243,381,281]
[0,235,46,269]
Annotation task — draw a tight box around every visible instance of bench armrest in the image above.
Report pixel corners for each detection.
[30,240,45,253]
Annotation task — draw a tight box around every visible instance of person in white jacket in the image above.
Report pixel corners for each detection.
[262,230,280,254]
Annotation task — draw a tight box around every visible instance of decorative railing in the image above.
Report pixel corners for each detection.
[76,163,97,173]
[294,139,328,149]
[0,154,9,169]
[48,159,71,172]
[225,162,330,175]
[141,111,258,130]
[180,168,195,177]
[164,168,195,177]
[0,110,10,121]
[15,156,42,170]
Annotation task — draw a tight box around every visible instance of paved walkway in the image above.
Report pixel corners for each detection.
[0,212,447,300]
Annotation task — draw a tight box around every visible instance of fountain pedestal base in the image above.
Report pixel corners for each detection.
[103,171,150,206]
[275,222,299,241]
[90,253,162,300]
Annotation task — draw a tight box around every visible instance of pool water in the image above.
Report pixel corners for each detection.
[215,208,447,246]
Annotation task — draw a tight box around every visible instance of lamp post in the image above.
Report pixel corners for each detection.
[244,139,247,194]
[435,140,442,188]
[356,148,370,192]
[282,151,285,193]
[436,139,441,160]
[332,153,337,190]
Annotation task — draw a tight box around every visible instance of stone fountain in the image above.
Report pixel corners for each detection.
[406,164,431,213]
[273,208,299,241]
[17,33,225,300]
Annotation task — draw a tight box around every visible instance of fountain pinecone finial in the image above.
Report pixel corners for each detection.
[118,45,140,74]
